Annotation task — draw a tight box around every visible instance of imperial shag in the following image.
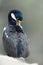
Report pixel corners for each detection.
[2,10,30,58]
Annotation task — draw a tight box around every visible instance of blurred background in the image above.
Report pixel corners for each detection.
[0,0,43,65]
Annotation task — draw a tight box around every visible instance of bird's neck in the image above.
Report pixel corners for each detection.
[16,23,22,29]
[8,23,24,33]
[15,25,24,33]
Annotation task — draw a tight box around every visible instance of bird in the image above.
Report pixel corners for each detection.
[2,10,30,58]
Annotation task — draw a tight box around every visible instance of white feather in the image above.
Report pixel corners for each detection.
[5,32,8,38]
[11,13,16,20]
[3,27,6,31]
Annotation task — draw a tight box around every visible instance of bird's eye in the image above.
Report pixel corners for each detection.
[11,13,16,20]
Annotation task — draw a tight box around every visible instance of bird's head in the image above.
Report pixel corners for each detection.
[8,10,23,27]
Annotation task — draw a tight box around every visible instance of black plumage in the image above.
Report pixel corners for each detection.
[2,10,30,58]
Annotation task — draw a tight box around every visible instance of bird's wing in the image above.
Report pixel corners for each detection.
[2,26,17,56]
